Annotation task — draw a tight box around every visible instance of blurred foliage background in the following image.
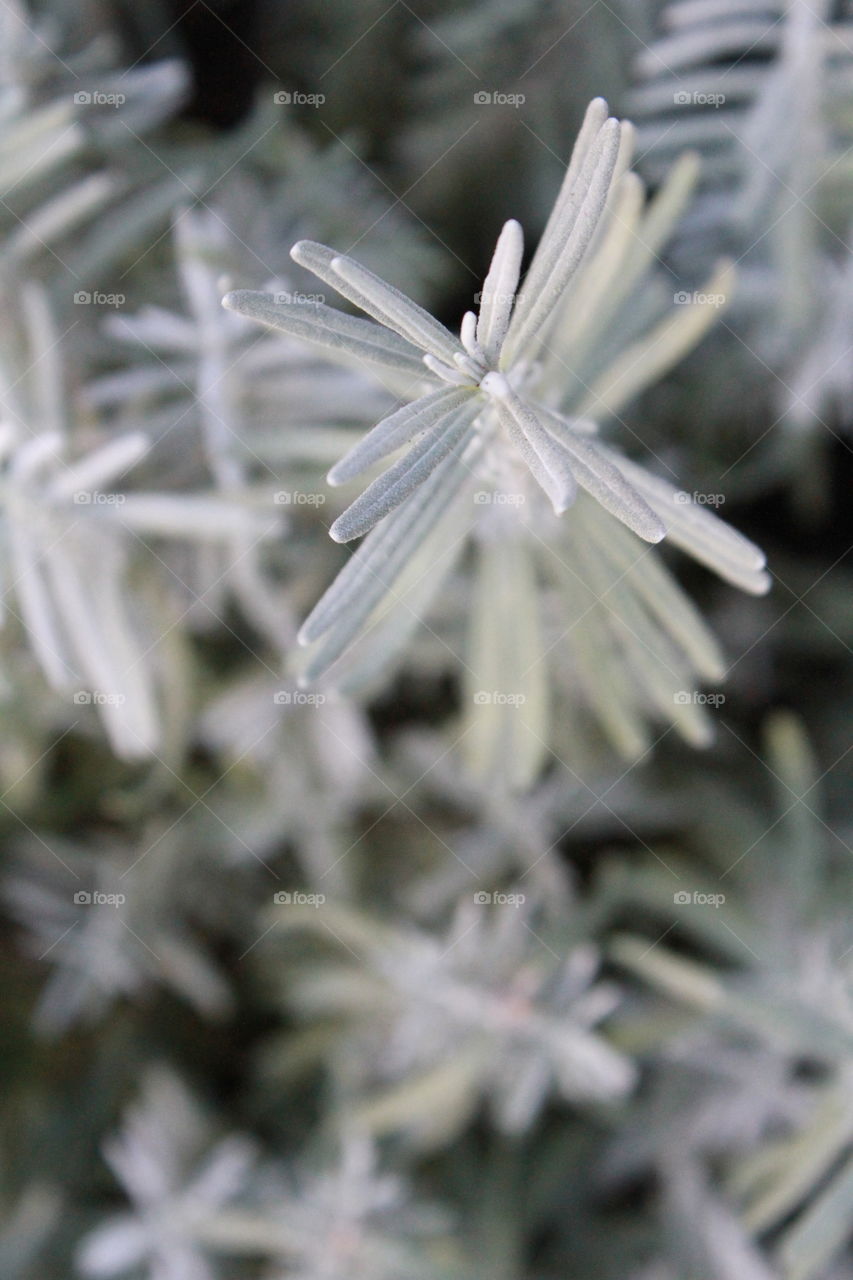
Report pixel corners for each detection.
[1,1,852,1278]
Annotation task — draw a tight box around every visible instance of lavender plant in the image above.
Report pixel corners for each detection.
[2,3,850,1280]
[225,98,769,785]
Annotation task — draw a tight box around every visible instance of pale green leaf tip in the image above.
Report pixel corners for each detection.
[328,519,351,544]
[221,289,267,314]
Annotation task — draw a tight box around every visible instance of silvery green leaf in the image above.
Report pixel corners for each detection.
[482,379,577,513]
[292,240,461,364]
[607,449,770,593]
[475,218,524,360]
[329,252,463,364]
[544,1020,636,1103]
[116,494,279,541]
[504,113,622,363]
[327,385,473,486]
[329,397,479,542]
[76,1216,149,1275]
[329,494,472,695]
[221,289,429,380]
[44,531,160,759]
[545,170,646,372]
[463,533,549,791]
[77,58,188,138]
[0,104,83,190]
[20,286,65,436]
[298,432,477,675]
[48,433,150,500]
[493,401,572,513]
[355,1053,486,1141]
[552,153,700,382]
[578,536,714,747]
[591,508,727,682]
[571,604,652,759]
[508,97,609,330]
[106,305,199,353]
[578,260,735,420]
[7,517,72,689]
[4,173,116,266]
[541,413,667,542]
[610,934,725,1012]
